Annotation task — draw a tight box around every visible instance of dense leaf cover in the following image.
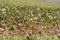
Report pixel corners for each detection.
[0,6,60,27]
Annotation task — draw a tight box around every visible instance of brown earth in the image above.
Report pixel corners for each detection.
[0,23,60,37]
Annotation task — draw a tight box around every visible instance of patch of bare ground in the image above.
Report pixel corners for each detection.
[0,23,60,37]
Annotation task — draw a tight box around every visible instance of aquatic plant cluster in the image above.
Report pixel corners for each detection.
[0,6,60,30]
